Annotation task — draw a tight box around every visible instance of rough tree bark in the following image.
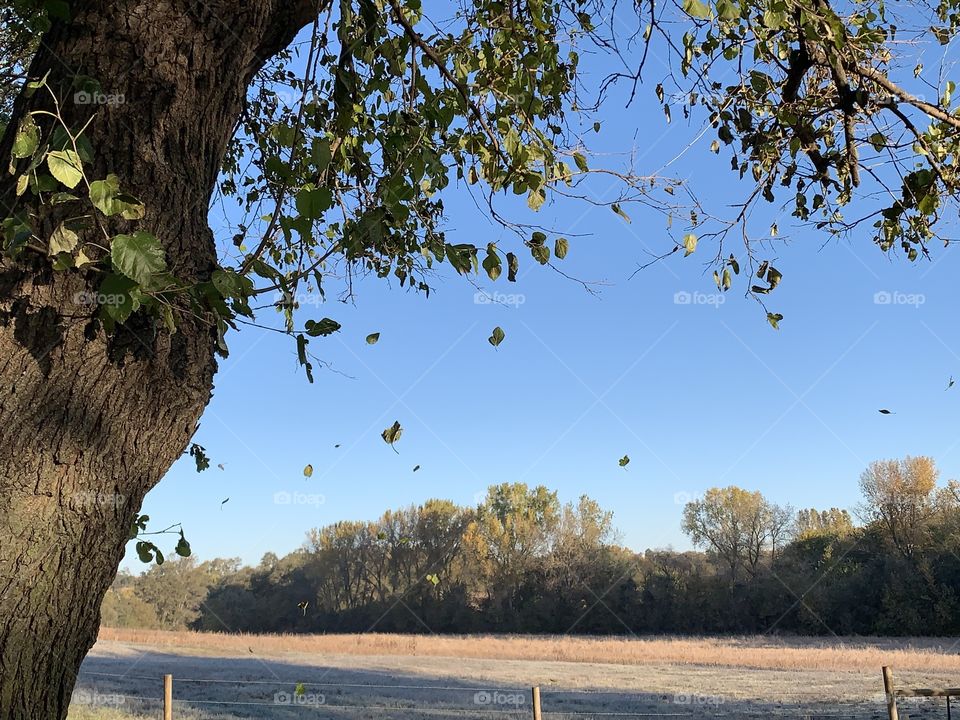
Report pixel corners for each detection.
[0,2,318,717]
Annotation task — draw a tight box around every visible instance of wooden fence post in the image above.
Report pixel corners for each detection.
[163,673,173,720]
[531,686,542,720]
[882,666,898,720]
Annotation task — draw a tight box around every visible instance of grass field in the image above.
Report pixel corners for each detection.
[70,629,960,719]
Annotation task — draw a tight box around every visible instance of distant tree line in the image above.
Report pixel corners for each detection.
[102,456,960,636]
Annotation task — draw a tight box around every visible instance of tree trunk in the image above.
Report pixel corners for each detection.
[0,2,317,717]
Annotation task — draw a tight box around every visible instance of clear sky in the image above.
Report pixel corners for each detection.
[122,19,960,572]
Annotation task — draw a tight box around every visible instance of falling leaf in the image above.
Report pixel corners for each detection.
[382,421,403,450]
[619,455,630,468]
[947,376,955,390]
[297,601,309,616]
[878,409,894,415]
[220,498,229,509]
[413,465,421,472]
[488,326,505,347]
[426,573,440,586]
[303,464,313,478]
[366,332,380,345]
[334,443,341,448]
[248,647,254,654]
[217,463,225,471]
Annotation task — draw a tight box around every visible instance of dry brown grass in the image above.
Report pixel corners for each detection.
[96,627,960,673]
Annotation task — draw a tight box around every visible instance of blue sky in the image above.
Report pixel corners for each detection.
[123,17,960,571]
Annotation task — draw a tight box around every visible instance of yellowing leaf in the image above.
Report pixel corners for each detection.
[49,224,79,255]
[47,150,84,189]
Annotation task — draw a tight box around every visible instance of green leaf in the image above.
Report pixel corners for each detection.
[89,174,145,219]
[527,188,546,211]
[175,530,191,557]
[683,0,711,18]
[619,454,630,468]
[47,150,84,189]
[488,326,505,347]
[49,224,79,255]
[683,233,698,256]
[531,243,550,265]
[366,332,380,345]
[111,231,166,286]
[304,318,341,336]
[12,116,39,159]
[98,273,141,324]
[766,312,784,329]
[303,464,313,478]
[611,203,631,223]
[506,252,519,282]
[296,187,333,219]
[189,444,210,472]
[382,420,403,447]
[572,152,589,172]
[554,237,569,260]
[482,248,502,281]
[296,334,314,383]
